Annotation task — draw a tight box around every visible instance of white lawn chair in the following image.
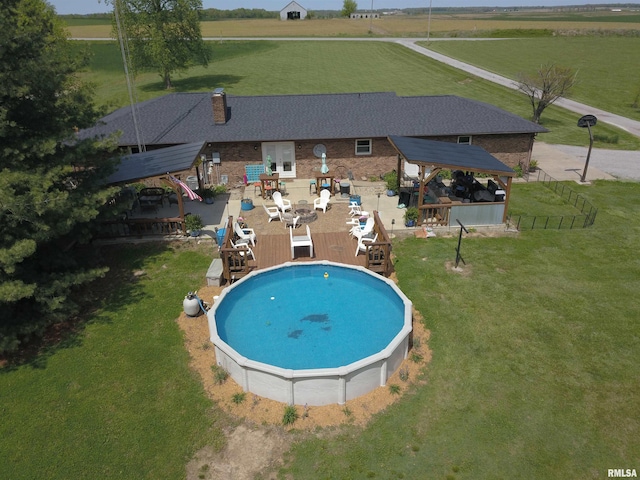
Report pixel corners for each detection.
[313,189,331,213]
[234,221,257,246]
[263,203,281,222]
[272,191,292,213]
[351,217,375,239]
[290,225,314,259]
[348,202,366,217]
[355,233,378,257]
[230,240,255,260]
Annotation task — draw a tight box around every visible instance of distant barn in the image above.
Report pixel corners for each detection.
[280,1,307,20]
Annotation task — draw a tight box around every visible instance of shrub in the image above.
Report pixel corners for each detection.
[389,384,401,395]
[282,405,298,425]
[410,351,423,363]
[231,392,246,405]
[211,364,229,384]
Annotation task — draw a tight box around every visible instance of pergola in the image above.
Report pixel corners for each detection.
[387,135,516,223]
[106,142,206,224]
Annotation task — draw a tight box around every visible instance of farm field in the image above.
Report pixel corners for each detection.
[78,40,639,149]
[424,37,640,122]
[63,12,640,38]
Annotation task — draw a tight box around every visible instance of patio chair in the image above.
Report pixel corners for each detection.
[234,221,257,246]
[355,233,378,257]
[348,202,364,216]
[290,225,314,259]
[230,240,255,261]
[263,203,281,222]
[351,217,375,240]
[272,191,292,213]
[282,212,300,229]
[313,189,331,213]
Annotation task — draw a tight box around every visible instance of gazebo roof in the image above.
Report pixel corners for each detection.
[388,135,516,177]
[106,142,206,185]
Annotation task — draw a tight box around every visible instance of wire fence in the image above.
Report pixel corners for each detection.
[506,169,598,231]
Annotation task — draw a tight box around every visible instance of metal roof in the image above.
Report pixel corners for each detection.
[106,142,206,185]
[387,135,516,176]
[81,92,547,147]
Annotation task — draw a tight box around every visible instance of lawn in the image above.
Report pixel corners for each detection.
[280,180,640,479]
[0,243,227,479]
[423,37,640,122]
[77,40,640,149]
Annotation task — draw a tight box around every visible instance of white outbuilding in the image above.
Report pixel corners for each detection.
[280,1,307,20]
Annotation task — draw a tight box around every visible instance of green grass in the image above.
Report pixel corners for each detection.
[0,243,227,479]
[423,37,640,122]
[280,180,640,478]
[77,40,640,149]
[2,183,639,478]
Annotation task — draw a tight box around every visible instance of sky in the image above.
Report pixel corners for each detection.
[49,0,631,16]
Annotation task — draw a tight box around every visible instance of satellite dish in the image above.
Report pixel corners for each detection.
[577,115,597,128]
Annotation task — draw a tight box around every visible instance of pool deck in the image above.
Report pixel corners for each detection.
[244,231,370,272]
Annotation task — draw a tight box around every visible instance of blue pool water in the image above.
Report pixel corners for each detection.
[213,264,406,370]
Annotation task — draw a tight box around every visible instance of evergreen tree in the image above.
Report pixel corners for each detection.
[108,0,211,89]
[0,0,118,353]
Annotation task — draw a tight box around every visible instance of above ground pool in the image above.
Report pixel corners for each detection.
[208,261,412,406]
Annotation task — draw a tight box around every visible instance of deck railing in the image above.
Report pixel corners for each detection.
[366,211,393,276]
[97,217,185,238]
[219,216,253,284]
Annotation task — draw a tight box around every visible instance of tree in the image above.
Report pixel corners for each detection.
[516,63,577,124]
[108,0,210,89]
[342,0,358,17]
[0,0,118,353]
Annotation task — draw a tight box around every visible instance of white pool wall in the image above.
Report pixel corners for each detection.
[208,261,413,406]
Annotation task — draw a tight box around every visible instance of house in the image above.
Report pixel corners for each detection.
[280,1,307,20]
[81,89,547,188]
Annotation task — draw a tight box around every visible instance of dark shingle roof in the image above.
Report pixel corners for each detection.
[106,142,205,185]
[388,135,515,176]
[82,92,547,146]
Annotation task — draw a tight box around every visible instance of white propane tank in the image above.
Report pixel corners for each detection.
[183,292,200,317]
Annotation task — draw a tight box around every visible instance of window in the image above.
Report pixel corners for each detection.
[457,136,472,145]
[355,139,372,155]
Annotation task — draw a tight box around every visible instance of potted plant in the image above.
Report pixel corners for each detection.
[404,207,419,227]
[198,187,216,204]
[384,171,398,196]
[185,214,203,237]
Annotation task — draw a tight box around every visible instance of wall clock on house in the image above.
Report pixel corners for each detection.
[313,143,327,158]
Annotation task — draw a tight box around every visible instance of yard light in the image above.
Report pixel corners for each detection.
[391,218,395,237]
[578,114,597,183]
[377,192,381,211]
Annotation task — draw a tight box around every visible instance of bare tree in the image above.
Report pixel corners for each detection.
[516,63,577,124]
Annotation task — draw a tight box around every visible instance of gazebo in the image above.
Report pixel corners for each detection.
[103,142,206,235]
[388,136,516,226]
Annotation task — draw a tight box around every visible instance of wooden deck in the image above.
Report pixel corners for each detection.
[249,231,368,270]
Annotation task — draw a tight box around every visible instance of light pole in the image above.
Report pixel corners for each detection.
[426,0,433,43]
[578,114,597,183]
[369,0,374,33]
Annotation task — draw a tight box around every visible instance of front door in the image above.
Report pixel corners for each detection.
[262,142,296,179]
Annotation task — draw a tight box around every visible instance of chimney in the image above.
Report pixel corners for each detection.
[212,88,228,124]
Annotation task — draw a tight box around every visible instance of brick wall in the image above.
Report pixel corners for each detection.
[195,133,535,185]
